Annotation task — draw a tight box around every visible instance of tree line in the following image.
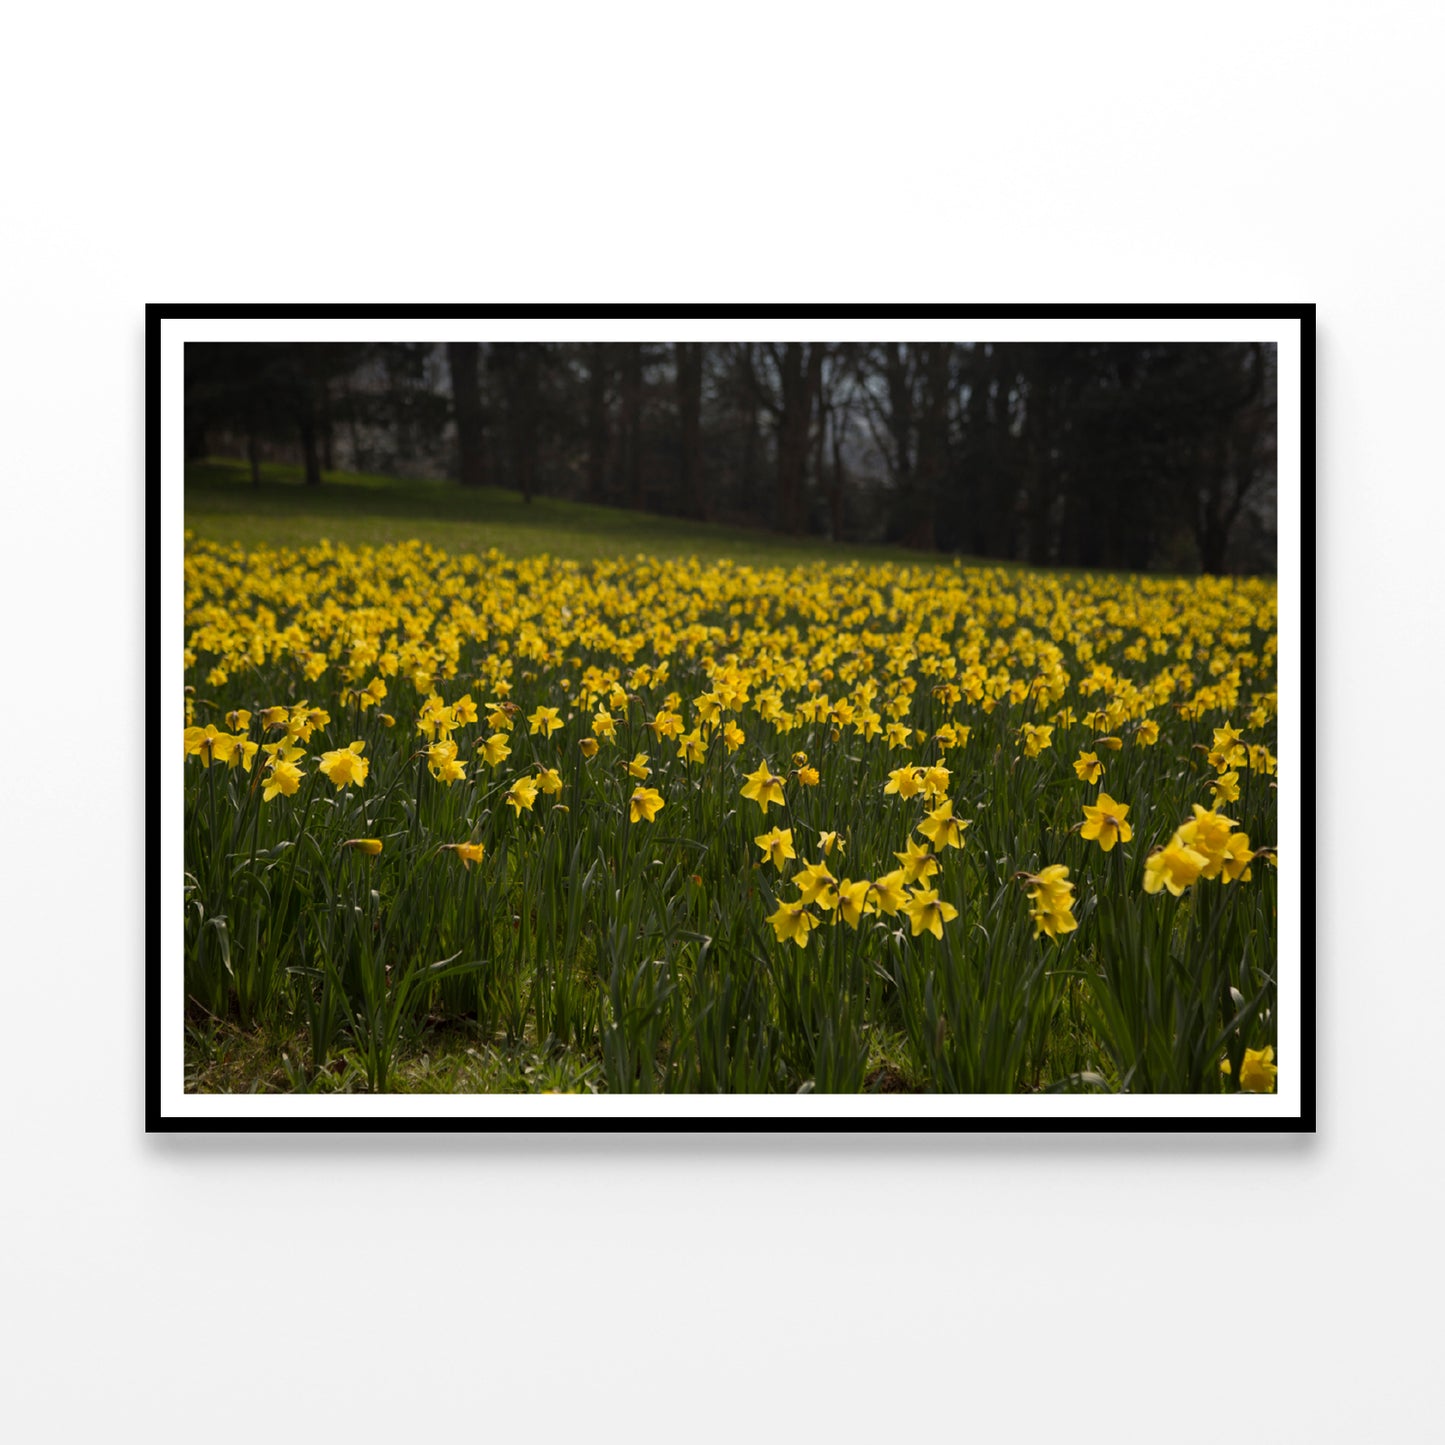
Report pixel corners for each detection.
[185,339,1276,573]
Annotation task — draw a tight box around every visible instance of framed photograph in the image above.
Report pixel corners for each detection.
[151,304,1312,1131]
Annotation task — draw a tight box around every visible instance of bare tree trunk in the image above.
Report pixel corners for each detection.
[774,344,822,534]
[448,342,487,488]
[586,345,608,504]
[911,343,950,551]
[344,379,364,471]
[1022,362,1055,564]
[1200,341,1268,573]
[812,389,828,536]
[830,414,846,542]
[775,345,805,533]
[862,343,920,543]
[961,346,990,555]
[884,343,915,497]
[741,393,758,516]
[298,402,322,486]
[804,346,823,524]
[676,343,705,520]
[513,344,539,505]
[319,377,335,472]
[618,344,643,509]
[291,345,323,486]
[247,428,262,487]
[734,343,762,517]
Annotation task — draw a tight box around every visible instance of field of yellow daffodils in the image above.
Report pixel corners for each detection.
[183,537,1278,1094]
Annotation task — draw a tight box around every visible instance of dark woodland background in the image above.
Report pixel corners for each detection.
[185,340,1277,574]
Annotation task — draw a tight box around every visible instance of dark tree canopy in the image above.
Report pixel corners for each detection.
[184,339,1277,574]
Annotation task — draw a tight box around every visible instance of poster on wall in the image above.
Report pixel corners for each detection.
[150,304,1313,1132]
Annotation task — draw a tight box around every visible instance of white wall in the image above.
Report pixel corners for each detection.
[1,5,1436,1441]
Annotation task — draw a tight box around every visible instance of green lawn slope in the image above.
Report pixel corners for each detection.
[184,459,966,568]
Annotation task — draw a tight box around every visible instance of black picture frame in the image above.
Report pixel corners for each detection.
[150,303,1315,1133]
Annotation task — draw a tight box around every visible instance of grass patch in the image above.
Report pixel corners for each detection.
[185,458,972,568]
[185,1016,606,1094]
[184,1016,926,1095]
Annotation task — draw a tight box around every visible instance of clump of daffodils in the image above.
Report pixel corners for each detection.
[1144,805,1257,895]
[182,536,1277,1092]
[1022,865,1078,941]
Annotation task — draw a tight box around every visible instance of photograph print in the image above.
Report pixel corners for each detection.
[153,306,1310,1130]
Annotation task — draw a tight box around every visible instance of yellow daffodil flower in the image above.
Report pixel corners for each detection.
[917,799,969,851]
[1209,770,1241,804]
[184,724,238,767]
[1238,1045,1278,1093]
[904,888,959,940]
[739,761,786,813]
[443,841,487,869]
[793,859,838,909]
[1210,723,1248,770]
[1220,831,1255,884]
[1080,793,1133,852]
[504,776,540,815]
[262,758,303,801]
[754,827,796,871]
[868,869,910,917]
[766,898,819,948]
[919,764,951,799]
[884,766,925,799]
[1178,804,1236,879]
[1023,864,1078,940]
[893,836,939,885]
[319,741,369,790]
[528,706,563,738]
[1247,743,1277,775]
[629,786,665,823]
[1143,835,1210,895]
[831,878,874,929]
[478,733,512,767]
[1020,722,1054,758]
[427,739,467,784]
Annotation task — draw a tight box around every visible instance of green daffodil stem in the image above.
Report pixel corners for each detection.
[241,772,266,930]
[411,747,427,838]
[271,764,322,964]
[204,754,220,892]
